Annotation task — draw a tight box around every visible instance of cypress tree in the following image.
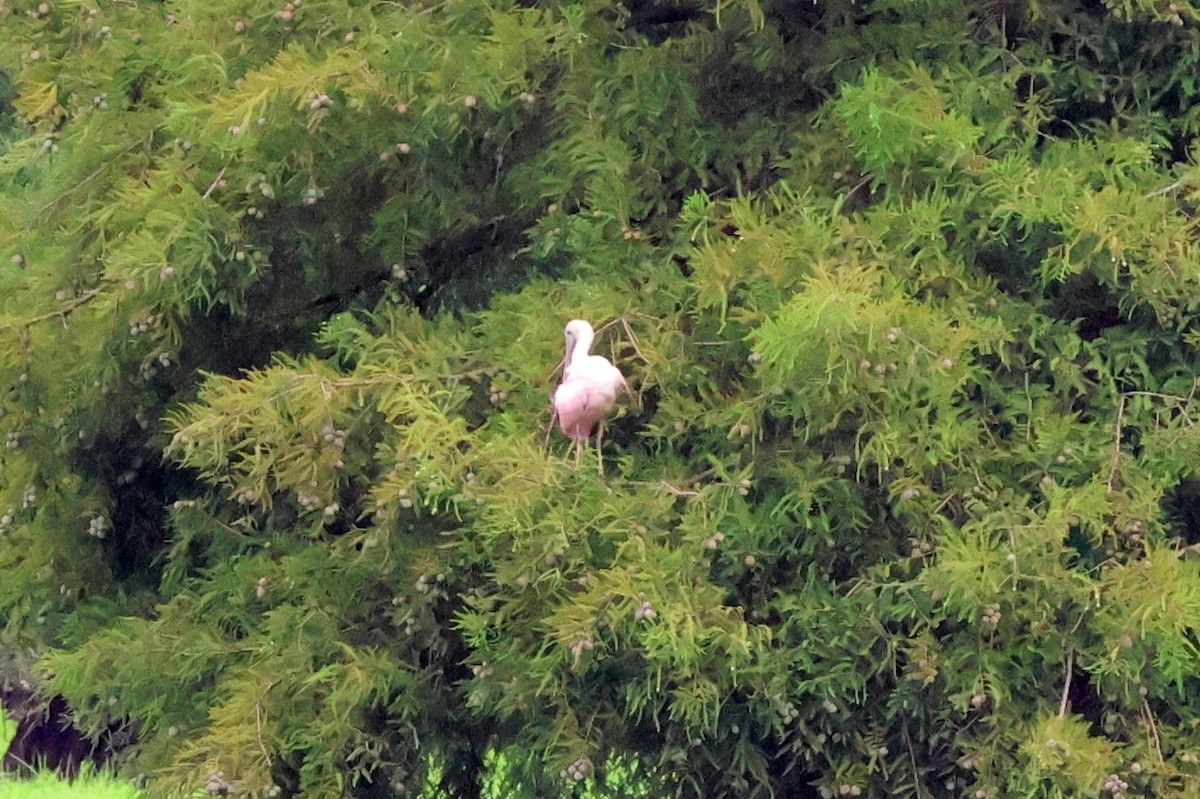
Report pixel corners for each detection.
[2,1,1200,797]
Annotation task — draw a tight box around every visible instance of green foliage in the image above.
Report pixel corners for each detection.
[4,1,1200,798]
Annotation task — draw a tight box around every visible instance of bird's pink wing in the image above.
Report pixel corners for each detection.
[553,378,600,440]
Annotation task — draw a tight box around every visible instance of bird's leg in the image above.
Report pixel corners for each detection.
[595,421,605,475]
[575,437,584,467]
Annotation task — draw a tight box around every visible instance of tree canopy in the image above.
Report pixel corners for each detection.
[2,0,1200,797]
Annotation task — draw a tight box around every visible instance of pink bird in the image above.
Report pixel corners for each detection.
[553,319,627,469]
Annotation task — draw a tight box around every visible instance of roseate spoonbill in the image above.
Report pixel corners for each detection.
[553,319,627,470]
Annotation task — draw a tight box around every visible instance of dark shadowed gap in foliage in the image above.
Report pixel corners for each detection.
[66,420,201,588]
[1032,4,1199,143]
[0,70,16,134]
[1161,477,1200,549]
[423,583,491,799]
[971,0,1025,43]
[1039,96,1115,141]
[0,684,132,778]
[974,235,1050,302]
[768,0,826,44]
[619,0,709,44]
[1064,523,1105,573]
[412,214,565,317]
[220,172,396,370]
[175,304,292,378]
[1045,273,1126,342]
[61,166,405,591]
[1064,668,1106,736]
[975,239,1135,342]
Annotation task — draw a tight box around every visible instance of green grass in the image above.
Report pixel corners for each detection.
[0,702,140,799]
[0,704,13,757]
[0,770,142,799]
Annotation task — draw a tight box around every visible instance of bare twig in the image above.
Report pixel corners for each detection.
[253,679,281,763]
[0,288,102,334]
[902,724,927,799]
[1143,180,1183,199]
[1024,373,1033,443]
[1108,384,1200,490]
[630,468,715,497]
[1141,694,1165,764]
[1058,647,1073,717]
[1108,392,1127,491]
[594,315,650,365]
[654,480,700,497]
[38,165,107,215]
[202,167,227,199]
[843,173,875,204]
[544,407,557,452]
[614,316,649,364]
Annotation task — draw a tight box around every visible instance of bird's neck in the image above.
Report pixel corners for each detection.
[566,332,594,369]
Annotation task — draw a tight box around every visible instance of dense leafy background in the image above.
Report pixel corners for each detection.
[3,0,1200,797]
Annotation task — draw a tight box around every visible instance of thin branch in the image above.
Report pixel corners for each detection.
[37,133,155,216]
[38,165,107,215]
[654,480,699,497]
[1108,384,1200,490]
[253,679,281,764]
[902,724,927,799]
[1142,179,1183,199]
[1024,373,1033,443]
[0,288,102,334]
[1107,393,1127,491]
[614,315,649,364]
[543,407,557,453]
[629,468,715,497]
[202,167,228,199]
[1058,647,1073,717]
[1140,694,1165,764]
[842,173,875,205]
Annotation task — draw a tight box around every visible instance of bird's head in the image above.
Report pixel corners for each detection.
[563,319,596,366]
